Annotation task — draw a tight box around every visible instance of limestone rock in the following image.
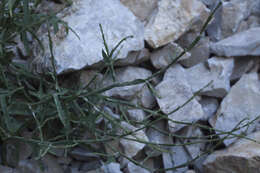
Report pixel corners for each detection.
[120,0,157,21]
[150,42,191,69]
[127,109,146,122]
[230,57,255,81]
[144,0,209,48]
[80,70,103,89]
[203,131,260,173]
[199,97,219,120]
[213,72,260,146]
[103,66,152,100]
[125,162,150,173]
[119,121,149,158]
[186,57,234,98]
[33,0,144,74]
[115,49,150,66]
[210,27,260,57]
[100,163,122,173]
[156,64,205,132]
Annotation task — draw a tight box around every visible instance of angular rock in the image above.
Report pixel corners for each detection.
[0,165,18,173]
[150,42,191,69]
[156,64,205,132]
[135,86,156,109]
[119,121,149,158]
[100,163,122,173]
[210,27,260,57]
[213,72,260,146]
[103,66,152,100]
[127,109,146,122]
[80,70,103,89]
[115,49,150,66]
[199,97,219,120]
[230,57,255,81]
[178,33,210,67]
[120,0,157,21]
[33,0,144,74]
[125,162,150,173]
[145,0,209,48]
[69,147,100,161]
[203,131,260,173]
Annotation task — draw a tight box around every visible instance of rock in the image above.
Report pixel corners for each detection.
[115,49,150,66]
[212,72,260,146]
[69,147,100,161]
[0,165,18,173]
[210,27,260,57]
[230,57,255,81]
[33,0,144,74]
[150,42,191,69]
[120,0,157,21]
[186,170,196,173]
[156,64,205,132]
[135,86,157,109]
[80,70,103,89]
[100,163,122,173]
[80,161,102,172]
[177,32,210,67]
[203,131,260,173]
[199,97,219,120]
[103,66,152,100]
[127,109,146,122]
[186,57,234,98]
[125,162,150,173]
[144,0,209,48]
[119,121,149,158]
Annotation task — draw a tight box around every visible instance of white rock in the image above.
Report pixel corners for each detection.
[145,0,209,48]
[127,109,146,122]
[125,162,150,173]
[210,27,260,57]
[203,131,260,173]
[186,57,234,98]
[120,0,157,21]
[33,0,144,74]
[115,49,150,66]
[101,163,122,173]
[156,64,205,132]
[150,42,191,69]
[119,121,149,158]
[103,66,152,100]
[199,97,219,120]
[213,72,260,146]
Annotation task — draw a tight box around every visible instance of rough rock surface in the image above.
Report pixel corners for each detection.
[125,162,150,173]
[212,72,260,146]
[203,131,260,173]
[33,0,144,74]
[144,0,209,48]
[210,27,260,57]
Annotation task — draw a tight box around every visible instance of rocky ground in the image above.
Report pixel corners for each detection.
[2,0,260,172]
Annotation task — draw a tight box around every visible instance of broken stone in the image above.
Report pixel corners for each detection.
[0,165,18,173]
[150,42,191,69]
[203,131,260,173]
[69,147,100,161]
[115,49,150,66]
[103,66,152,100]
[145,0,209,48]
[119,121,149,158]
[186,57,234,98]
[125,162,150,173]
[100,163,122,173]
[199,97,219,120]
[127,109,146,122]
[120,0,157,21]
[79,70,103,89]
[212,72,260,146]
[33,0,144,74]
[230,57,255,81]
[210,27,260,57]
[156,64,205,132]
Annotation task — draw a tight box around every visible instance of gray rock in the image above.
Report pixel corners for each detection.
[230,57,255,81]
[120,0,157,21]
[156,64,205,132]
[33,0,144,74]
[115,49,150,66]
[150,42,191,69]
[103,66,152,100]
[203,131,260,173]
[119,121,149,158]
[178,32,210,67]
[186,57,234,98]
[213,72,260,146]
[0,166,18,173]
[210,27,260,57]
[144,0,209,48]
[199,97,219,120]
[127,109,146,122]
[79,70,103,89]
[125,162,150,173]
[101,163,122,173]
[69,147,99,161]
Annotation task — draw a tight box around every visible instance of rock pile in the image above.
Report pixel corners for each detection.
[6,0,260,172]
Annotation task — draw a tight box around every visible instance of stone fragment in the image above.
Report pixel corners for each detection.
[103,66,152,100]
[0,165,18,173]
[210,27,260,57]
[199,97,219,120]
[120,0,157,21]
[69,147,100,161]
[33,0,144,74]
[115,49,150,66]
[177,33,210,67]
[156,64,205,132]
[119,121,149,158]
[213,72,260,146]
[230,57,255,81]
[135,86,156,109]
[186,170,196,173]
[186,57,234,98]
[125,162,150,173]
[100,163,122,173]
[150,42,191,69]
[203,131,260,173]
[127,109,146,122]
[80,70,103,89]
[145,0,209,48]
